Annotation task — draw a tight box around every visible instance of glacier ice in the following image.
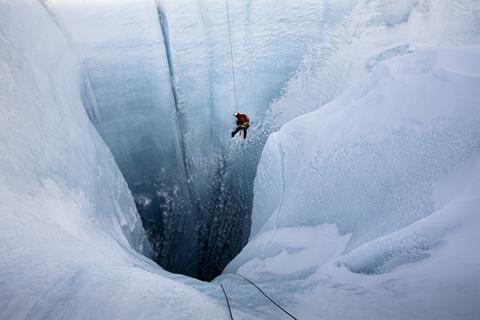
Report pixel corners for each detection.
[1,0,480,319]
[43,0,480,281]
[0,0,148,254]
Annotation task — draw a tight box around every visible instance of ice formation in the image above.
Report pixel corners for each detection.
[42,0,344,280]
[1,0,480,319]
[224,2,480,318]
[0,1,226,318]
[228,45,480,270]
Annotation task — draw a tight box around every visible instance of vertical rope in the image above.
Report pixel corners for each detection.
[224,0,239,112]
[220,283,234,320]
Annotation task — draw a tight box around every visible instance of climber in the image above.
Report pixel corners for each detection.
[231,112,250,139]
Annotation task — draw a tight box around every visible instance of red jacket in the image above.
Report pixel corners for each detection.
[235,113,249,126]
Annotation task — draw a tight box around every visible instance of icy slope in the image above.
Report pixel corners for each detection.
[225,46,480,319]
[249,46,480,244]
[44,0,201,276]
[0,2,227,319]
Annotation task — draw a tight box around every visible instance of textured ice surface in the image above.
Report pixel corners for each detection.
[0,2,227,319]
[250,47,480,245]
[226,46,480,319]
[44,0,480,280]
[0,0,148,253]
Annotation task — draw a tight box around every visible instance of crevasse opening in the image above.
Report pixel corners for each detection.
[45,0,480,283]
[56,0,323,281]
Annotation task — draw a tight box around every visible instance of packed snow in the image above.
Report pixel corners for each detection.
[1,0,480,319]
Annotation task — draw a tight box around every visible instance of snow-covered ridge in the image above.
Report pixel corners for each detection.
[39,0,480,281]
[249,46,480,244]
[45,0,350,279]
[225,46,480,319]
[243,44,480,257]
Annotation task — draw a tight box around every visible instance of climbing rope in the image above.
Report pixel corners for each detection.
[224,0,239,112]
[220,283,234,320]
[236,274,299,320]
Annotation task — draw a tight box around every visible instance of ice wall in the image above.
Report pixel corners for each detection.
[0,0,148,256]
[226,0,480,262]
[0,2,231,319]
[250,46,480,246]
[224,45,480,320]
[221,2,480,318]
[154,0,341,279]
[45,0,204,276]
[40,0,480,282]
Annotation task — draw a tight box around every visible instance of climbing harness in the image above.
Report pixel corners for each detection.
[224,0,239,112]
[219,275,300,320]
[220,283,234,320]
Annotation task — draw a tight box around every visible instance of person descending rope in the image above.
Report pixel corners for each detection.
[231,112,250,139]
[224,0,249,140]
